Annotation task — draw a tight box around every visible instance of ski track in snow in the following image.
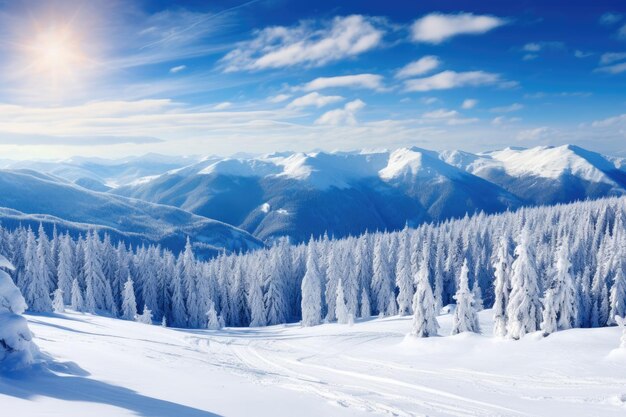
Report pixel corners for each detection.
[3,311,626,417]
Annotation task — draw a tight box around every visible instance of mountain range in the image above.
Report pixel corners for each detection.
[3,144,626,246]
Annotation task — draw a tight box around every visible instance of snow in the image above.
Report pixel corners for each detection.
[259,203,270,213]
[4,309,626,417]
[379,147,462,182]
[476,145,618,184]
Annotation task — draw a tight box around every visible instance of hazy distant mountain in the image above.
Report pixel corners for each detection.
[0,169,262,256]
[113,147,520,242]
[111,144,626,243]
[4,145,624,245]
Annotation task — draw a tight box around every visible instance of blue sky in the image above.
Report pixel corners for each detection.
[0,0,625,158]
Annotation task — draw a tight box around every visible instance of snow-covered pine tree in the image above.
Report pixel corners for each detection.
[206,300,221,330]
[264,247,290,325]
[410,249,439,338]
[248,270,267,327]
[181,238,202,327]
[22,228,52,313]
[169,259,187,328]
[360,287,371,318]
[324,243,341,322]
[492,233,513,337]
[395,226,413,316]
[70,278,84,312]
[52,288,65,313]
[0,255,38,370]
[136,305,153,324]
[83,231,115,314]
[545,239,578,333]
[609,254,626,324]
[451,259,480,334]
[371,235,395,316]
[506,228,542,339]
[301,239,323,327]
[56,233,74,305]
[122,275,138,321]
[37,223,55,292]
[335,278,350,324]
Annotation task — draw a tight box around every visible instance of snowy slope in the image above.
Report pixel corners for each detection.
[0,169,262,255]
[0,154,200,189]
[4,310,625,417]
[441,145,626,204]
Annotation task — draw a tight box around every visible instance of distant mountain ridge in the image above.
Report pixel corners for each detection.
[3,144,625,245]
[0,169,262,256]
[108,144,626,243]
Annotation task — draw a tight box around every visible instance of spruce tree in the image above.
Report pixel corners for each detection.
[70,278,84,312]
[410,251,439,338]
[451,259,480,334]
[122,275,138,321]
[301,240,323,326]
[506,228,542,339]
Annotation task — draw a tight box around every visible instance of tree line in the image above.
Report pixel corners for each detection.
[4,197,626,339]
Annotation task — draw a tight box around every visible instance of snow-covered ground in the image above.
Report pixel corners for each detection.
[3,310,626,417]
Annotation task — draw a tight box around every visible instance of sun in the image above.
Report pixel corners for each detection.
[26,26,85,84]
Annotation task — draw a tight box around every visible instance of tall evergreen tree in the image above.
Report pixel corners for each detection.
[410,250,439,338]
[451,259,480,334]
[506,228,542,339]
[122,275,138,321]
[301,240,323,327]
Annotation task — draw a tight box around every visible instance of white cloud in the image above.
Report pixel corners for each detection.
[490,103,524,113]
[523,54,538,61]
[492,116,521,125]
[600,12,623,26]
[516,127,554,141]
[221,15,384,72]
[395,56,440,79]
[411,13,506,44]
[288,92,344,108]
[596,62,626,74]
[267,94,292,103]
[421,97,440,105]
[404,70,507,92]
[301,74,384,91]
[461,99,477,109]
[523,43,542,52]
[212,102,232,110]
[591,113,626,128]
[315,99,365,126]
[574,50,593,58]
[423,109,459,119]
[169,65,187,73]
[600,52,626,64]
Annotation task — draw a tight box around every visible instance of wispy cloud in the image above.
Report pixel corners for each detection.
[595,62,626,74]
[221,15,385,72]
[169,65,187,73]
[404,70,511,92]
[600,52,626,64]
[411,13,506,44]
[315,99,365,125]
[267,94,292,103]
[288,92,344,108]
[516,126,554,141]
[212,101,233,110]
[395,56,440,79]
[301,74,384,91]
[490,103,524,113]
[599,12,623,26]
[461,99,478,109]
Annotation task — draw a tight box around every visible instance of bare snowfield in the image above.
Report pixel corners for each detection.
[2,310,626,417]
